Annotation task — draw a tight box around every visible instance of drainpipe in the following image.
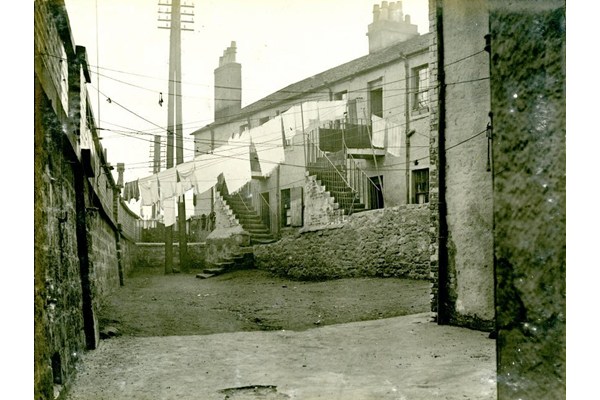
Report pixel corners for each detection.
[402,54,411,204]
[436,0,449,325]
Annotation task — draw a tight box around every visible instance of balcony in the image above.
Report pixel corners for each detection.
[317,119,385,159]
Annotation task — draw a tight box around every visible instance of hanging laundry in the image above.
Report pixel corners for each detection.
[251,115,285,177]
[192,152,222,196]
[301,101,320,129]
[176,161,195,197]
[281,105,301,142]
[157,168,178,201]
[123,180,140,202]
[371,115,386,148]
[386,118,402,157]
[162,197,177,227]
[138,175,160,206]
[317,100,347,123]
[223,130,252,194]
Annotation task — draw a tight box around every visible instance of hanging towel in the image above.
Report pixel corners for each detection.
[251,115,285,177]
[317,100,347,123]
[162,197,177,227]
[138,175,160,206]
[157,168,178,201]
[281,105,301,142]
[301,101,320,129]
[223,130,252,194]
[192,153,221,196]
[386,118,403,157]
[371,115,386,148]
[176,161,195,197]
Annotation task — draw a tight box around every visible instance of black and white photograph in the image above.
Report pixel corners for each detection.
[31,0,568,399]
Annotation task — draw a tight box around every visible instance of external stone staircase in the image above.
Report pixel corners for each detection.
[195,245,254,279]
[308,157,367,215]
[222,192,277,245]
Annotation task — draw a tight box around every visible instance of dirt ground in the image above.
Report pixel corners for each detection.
[65,267,496,400]
[98,267,431,338]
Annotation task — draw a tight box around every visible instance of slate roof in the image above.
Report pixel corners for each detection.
[192,33,431,135]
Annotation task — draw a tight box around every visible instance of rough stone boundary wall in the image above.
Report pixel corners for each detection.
[254,205,429,280]
[135,243,206,270]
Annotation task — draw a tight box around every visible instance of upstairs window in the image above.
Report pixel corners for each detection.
[334,90,347,101]
[368,79,383,118]
[412,168,429,204]
[413,65,429,111]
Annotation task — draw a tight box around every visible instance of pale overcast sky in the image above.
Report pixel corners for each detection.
[62,0,429,216]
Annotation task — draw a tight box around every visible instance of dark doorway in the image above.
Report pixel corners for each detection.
[260,192,270,231]
[280,188,291,227]
[369,175,384,210]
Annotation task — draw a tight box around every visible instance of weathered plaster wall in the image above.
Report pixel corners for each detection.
[489,1,566,398]
[429,0,495,330]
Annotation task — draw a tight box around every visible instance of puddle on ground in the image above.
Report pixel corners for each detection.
[220,385,290,400]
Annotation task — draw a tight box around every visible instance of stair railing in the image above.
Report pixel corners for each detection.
[306,126,382,214]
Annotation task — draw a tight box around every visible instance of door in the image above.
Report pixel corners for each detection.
[260,192,270,231]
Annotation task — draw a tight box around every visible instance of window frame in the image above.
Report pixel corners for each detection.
[412,168,430,204]
[412,65,429,113]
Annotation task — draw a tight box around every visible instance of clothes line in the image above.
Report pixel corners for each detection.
[134,99,349,212]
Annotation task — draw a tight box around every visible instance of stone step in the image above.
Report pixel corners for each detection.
[196,273,215,279]
[251,237,277,245]
[203,267,226,274]
[244,227,270,235]
[250,233,275,240]
[242,223,269,230]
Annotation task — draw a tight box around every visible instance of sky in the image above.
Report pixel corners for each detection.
[62,0,429,217]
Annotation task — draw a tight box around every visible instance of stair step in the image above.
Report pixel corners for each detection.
[196,273,215,279]
[250,233,275,240]
[251,238,277,245]
[204,267,225,274]
[245,227,270,234]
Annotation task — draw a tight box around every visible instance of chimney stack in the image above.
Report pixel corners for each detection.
[214,41,242,122]
[117,163,125,188]
[366,1,419,53]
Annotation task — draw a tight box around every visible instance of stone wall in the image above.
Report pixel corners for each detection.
[489,1,566,398]
[254,205,429,280]
[35,85,86,396]
[135,243,207,270]
[303,174,346,227]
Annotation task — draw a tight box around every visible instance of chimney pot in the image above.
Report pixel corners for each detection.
[380,1,389,20]
[372,4,380,22]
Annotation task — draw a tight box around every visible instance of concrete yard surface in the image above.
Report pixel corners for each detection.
[66,313,496,400]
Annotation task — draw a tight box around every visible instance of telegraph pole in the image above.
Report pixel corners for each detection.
[158,0,194,273]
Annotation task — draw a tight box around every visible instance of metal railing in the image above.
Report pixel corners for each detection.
[306,128,381,214]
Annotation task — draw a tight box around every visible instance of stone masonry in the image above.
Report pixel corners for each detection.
[254,205,429,281]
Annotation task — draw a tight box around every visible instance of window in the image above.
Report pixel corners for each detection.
[368,79,383,118]
[412,169,429,204]
[259,116,270,126]
[334,90,347,101]
[413,65,429,111]
[239,124,249,134]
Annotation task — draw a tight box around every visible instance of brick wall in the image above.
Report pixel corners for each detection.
[489,1,566,398]
[254,205,429,280]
